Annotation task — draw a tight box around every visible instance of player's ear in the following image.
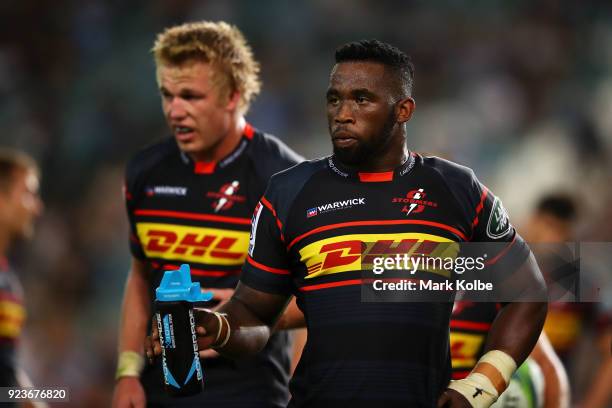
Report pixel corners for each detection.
[396,97,415,123]
[224,90,241,111]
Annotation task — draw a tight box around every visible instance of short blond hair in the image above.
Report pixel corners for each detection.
[152,21,261,114]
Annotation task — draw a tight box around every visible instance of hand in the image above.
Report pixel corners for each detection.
[437,388,472,408]
[112,377,146,408]
[144,309,225,363]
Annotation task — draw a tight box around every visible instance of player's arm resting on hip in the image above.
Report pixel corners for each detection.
[440,253,548,408]
[112,257,150,408]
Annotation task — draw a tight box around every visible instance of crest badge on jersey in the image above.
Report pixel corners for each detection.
[486,197,511,239]
[392,188,438,216]
[206,180,246,212]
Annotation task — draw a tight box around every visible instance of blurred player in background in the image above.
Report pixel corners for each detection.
[523,194,611,408]
[148,39,549,408]
[0,148,44,407]
[112,21,303,407]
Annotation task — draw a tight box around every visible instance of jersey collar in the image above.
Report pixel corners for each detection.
[179,122,255,175]
[327,152,416,182]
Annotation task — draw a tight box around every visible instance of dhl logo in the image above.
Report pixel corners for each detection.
[136,223,249,265]
[299,232,458,279]
[449,332,486,370]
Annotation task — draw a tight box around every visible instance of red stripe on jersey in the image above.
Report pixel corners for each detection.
[288,219,467,250]
[247,256,290,275]
[243,122,254,139]
[450,320,492,331]
[485,236,516,266]
[260,197,285,242]
[134,209,251,225]
[471,187,489,229]
[452,371,471,380]
[0,292,20,303]
[299,279,363,292]
[163,264,241,277]
[194,161,216,174]
[358,172,393,182]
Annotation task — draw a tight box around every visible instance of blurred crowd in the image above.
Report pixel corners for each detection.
[0,1,611,406]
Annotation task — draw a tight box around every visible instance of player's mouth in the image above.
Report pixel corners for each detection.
[174,126,196,142]
[332,129,359,148]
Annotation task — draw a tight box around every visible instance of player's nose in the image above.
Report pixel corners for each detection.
[334,101,355,124]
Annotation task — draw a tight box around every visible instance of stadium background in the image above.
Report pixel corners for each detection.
[1,1,611,406]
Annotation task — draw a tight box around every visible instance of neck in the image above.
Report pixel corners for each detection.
[351,133,408,172]
[189,115,246,162]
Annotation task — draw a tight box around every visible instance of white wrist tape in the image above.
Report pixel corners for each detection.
[115,351,144,380]
[447,350,517,408]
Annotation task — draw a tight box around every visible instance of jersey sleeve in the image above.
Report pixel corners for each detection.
[467,176,530,274]
[240,197,293,295]
[124,160,146,260]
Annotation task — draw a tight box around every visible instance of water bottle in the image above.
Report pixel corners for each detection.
[155,264,213,397]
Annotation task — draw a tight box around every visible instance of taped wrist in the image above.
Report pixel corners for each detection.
[447,350,517,408]
[115,351,144,380]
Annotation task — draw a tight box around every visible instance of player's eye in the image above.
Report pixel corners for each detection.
[327,95,340,106]
[356,95,369,104]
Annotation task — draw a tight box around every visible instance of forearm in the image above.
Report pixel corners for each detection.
[484,301,547,364]
[213,297,274,358]
[209,283,292,359]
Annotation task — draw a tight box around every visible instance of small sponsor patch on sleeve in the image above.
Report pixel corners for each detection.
[486,197,511,239]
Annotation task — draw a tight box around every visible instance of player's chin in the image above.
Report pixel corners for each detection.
[333,144,367,166]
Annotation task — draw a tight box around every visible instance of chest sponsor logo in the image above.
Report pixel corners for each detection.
[145,185,188,197]
[449,332,486,369]
[486,197,511,239]
[306,197,365,218]
[136,223,249,265]
[392,188,438,216]
[299,232,456,279]
[206,181,246,213]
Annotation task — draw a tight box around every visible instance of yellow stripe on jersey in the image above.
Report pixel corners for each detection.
[136,223,250,266]
[450,331,486,370]
[0,301,25,321]
[299,232,457,279]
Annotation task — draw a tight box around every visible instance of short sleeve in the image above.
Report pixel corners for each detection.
[469,178,530,272]
[240,198,293,295]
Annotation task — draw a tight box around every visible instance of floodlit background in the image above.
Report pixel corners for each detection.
[1,1,611,406]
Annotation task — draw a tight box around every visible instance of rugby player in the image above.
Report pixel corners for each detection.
[112,21,303,408]
[0,148,44,406]
[147,39,549,407]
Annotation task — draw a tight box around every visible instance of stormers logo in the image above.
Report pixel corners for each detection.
[486,197,510,239]
[299,232,457,279]
[136,223,249,265]
[392,188,438,216]
[206,181,246,213]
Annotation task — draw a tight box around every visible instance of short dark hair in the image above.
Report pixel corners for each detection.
[535,193,577,222]
[0,148,38,193]
[335,39,415,96]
